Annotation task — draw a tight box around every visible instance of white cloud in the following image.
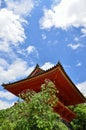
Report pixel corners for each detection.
[0,41,11,52]
[0,61,54,84]
[81,28,86,37]
[42,34,47,40]
[41,62,54,70]
[27,46,36,54]
[77,81,86,96]
[17,45,39,57]
[25,66,35,76]
[76,62,82,67]
[0,100,14,110]
[67,43,83,50]
[74,37,79,42]
[0,61,54,89]
[0,8,26,51]
[0,91,16,100]
[26,45,38,56]
[0,58,9,69]
[6,0,34,16]
[0,58,36,84]
[0,0,37,52]
[0,58,26,83]
[40,0,86,34]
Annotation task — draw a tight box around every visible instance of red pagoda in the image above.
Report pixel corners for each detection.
[2,62,86,122]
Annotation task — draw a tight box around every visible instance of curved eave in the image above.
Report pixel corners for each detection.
[57,62,86,103]
[2,62,86,105]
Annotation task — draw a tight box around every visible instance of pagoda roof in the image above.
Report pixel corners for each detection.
[2,62,86,122]
[28,64,44,77]
[2,62,86,106]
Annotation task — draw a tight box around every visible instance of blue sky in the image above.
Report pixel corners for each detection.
[0,0,86,109]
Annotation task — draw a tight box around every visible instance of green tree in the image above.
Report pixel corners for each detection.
[70,104,86,130]
[17,79,67,130]
[0,120,15,130]
[0,79,68,130]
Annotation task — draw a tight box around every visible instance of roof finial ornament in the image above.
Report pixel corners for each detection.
[36,64,39,68]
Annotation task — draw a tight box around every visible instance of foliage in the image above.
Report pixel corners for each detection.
[0,79,86,130]
[0,79,68,130]
[70,103,86,130]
